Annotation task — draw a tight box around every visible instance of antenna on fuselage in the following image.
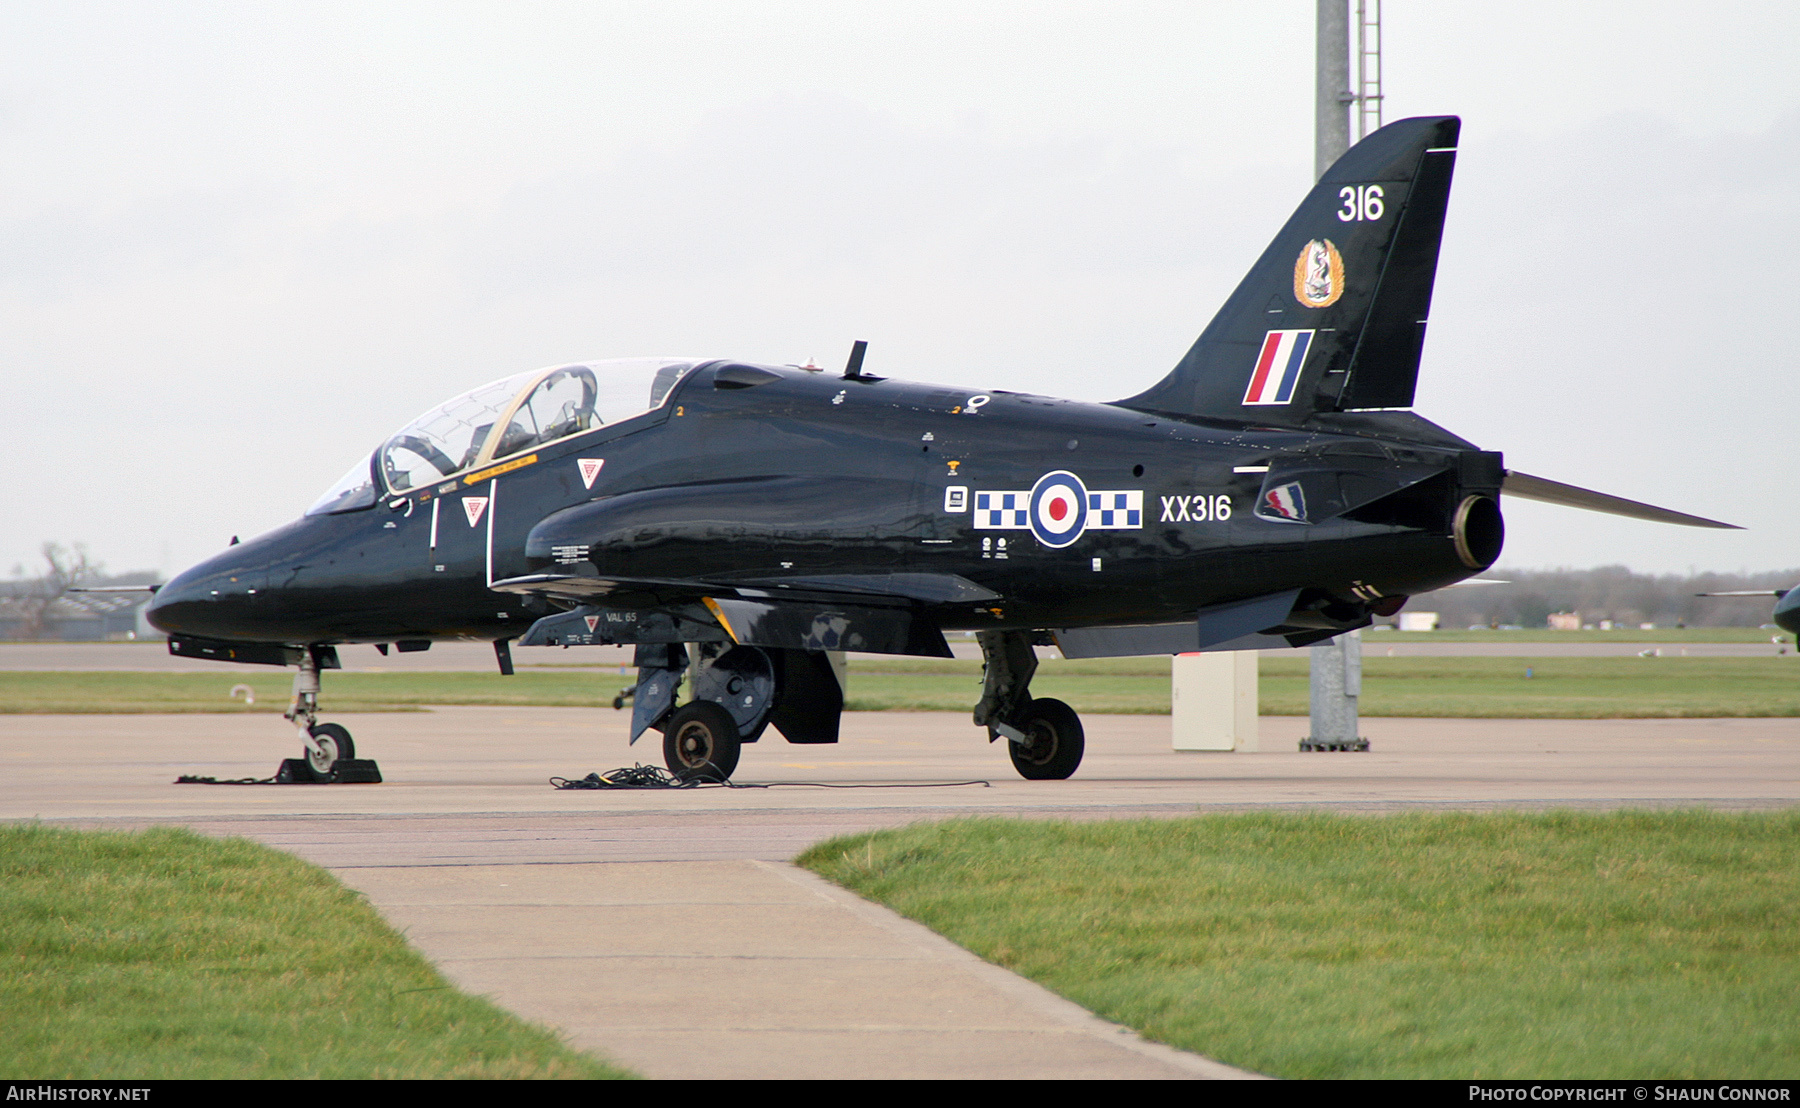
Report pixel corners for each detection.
[842,340,868,380]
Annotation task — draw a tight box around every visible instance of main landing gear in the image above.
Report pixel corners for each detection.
[618,633,1085,783]
[282,646,371,782]
[975,630,1085,780]
[662,700,742,782]
[623,641,842,783]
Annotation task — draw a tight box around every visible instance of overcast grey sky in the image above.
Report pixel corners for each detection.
[3,1,1796,580]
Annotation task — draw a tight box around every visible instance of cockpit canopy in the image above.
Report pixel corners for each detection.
[307,358,699,516]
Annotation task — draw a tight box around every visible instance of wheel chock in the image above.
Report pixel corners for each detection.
[274,758,384,784]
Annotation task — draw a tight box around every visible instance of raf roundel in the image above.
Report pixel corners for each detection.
[1029,470,1089,548]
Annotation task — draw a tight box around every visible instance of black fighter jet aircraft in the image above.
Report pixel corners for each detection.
[147,116,1735,783]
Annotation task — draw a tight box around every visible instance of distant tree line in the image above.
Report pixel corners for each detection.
[1402,565,1800,629]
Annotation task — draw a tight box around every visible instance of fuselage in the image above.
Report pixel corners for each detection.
[147,360,1502,647]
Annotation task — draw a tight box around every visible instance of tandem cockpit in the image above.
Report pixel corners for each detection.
[306,358,701,516]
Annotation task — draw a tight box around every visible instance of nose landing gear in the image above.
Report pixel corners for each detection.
[279,646,380,783]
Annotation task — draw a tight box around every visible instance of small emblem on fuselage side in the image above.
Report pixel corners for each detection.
[944,486,968,513]
[1293,239,1344,308]
[1256,481,1308,523]
[462,496,489,527]
[577,458,604,489]
[974,472,1142,548]
[1242,330,1315,406]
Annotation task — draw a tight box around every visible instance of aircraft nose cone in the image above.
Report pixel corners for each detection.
[146,558,268,640]
[1774,587,1800,637]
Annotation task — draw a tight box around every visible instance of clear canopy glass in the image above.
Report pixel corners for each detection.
[307,358,700,514]
[306,454,379,516]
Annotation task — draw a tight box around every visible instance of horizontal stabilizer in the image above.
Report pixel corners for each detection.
[1501,471,1740,530]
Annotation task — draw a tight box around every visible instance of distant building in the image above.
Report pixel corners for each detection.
[0,593,152,641]
[1398,611,1439,632]
[1547,612,1581,631]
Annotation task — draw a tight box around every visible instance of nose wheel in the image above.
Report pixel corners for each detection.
[302,722,355,782]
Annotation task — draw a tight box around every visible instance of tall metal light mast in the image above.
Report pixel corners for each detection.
[1356,1,1384,140]
[1304,0,1382,753]
[1314,0,1351,181]
[1316,0,1384,181]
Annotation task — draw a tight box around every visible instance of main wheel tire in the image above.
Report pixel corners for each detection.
[662,701,742,782]
[305,722,355,782]
[1006,697,1084,780]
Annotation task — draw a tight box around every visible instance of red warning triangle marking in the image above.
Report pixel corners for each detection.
[584,615,599,633]
[578,458,605,489]
[463,497,489,527]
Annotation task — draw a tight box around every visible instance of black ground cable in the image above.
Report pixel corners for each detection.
[176,774,280,785]
[551,764,991,790]
[551,765,696,790]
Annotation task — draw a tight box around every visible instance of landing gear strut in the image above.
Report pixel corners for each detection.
[283,645,361,782]
[975,630,1085,780]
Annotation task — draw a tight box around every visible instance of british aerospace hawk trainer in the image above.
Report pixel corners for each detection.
[147,116,1736,783]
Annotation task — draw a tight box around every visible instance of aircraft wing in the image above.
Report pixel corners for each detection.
[489,570,997,606]
[491,571,980,657]
[489,572,719,604]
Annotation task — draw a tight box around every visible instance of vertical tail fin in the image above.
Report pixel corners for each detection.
[1118,116,1459,424]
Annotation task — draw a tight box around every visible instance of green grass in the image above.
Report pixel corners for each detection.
[0,824,632,1079]
[1369,627,1787,643]
[3,655,1796,716]
[844,656,1800,717]
[1255,656,1800,718]
[0,670,628,713]
[799,811,1800,1079]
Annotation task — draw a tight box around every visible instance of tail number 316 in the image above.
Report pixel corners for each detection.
[1338,185,1384,222]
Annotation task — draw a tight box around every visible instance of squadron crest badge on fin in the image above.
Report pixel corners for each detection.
[1292,238,1344,308]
